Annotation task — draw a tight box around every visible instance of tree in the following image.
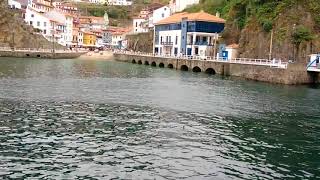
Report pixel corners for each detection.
[291,26,313,46]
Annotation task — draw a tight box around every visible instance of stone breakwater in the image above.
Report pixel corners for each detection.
[114,53,320,85]
[0,49,87,59]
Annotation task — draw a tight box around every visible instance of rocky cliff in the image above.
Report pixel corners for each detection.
[187,0,320,63]
[126,32,154,53]
[228,3,319,64]
[129,0,320,63]
[0,1,63,49]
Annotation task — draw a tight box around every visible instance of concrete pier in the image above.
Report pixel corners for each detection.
[114,53,320,85]
[0,48,87,59]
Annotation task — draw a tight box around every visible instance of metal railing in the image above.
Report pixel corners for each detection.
[0,47,88,53]
[160,41,174,46]
[230,58,288,68]
[114,50,288,69]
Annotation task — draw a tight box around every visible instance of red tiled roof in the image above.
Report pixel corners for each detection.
[156,11,226,25]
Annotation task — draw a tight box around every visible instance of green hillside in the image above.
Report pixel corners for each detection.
[185,0,320,61]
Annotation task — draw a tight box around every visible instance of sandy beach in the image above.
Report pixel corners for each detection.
[77,50,114,60]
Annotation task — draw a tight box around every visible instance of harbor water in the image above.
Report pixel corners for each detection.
[0,58,319,179]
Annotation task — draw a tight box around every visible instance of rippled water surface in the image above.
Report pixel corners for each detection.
[0,58,319,179]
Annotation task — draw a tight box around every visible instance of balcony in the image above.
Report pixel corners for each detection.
[161,41,173,46]
[188,41,213,46]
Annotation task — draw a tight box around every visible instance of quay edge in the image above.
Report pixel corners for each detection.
[0,50,87,59]
[113,53,320,85]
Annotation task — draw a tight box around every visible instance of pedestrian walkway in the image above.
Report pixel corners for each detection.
[0,47,87,53]
[114,50,288,69]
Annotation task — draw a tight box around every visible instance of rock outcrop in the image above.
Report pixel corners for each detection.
[0,1,63,49]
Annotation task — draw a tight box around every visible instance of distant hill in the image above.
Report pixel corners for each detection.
[73,0,170,27]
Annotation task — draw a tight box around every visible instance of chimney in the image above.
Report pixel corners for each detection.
[216,12,220,18]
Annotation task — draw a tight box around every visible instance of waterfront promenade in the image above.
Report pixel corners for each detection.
[115,50,288,69]
[114,51,319,85]
[0,47,87,59]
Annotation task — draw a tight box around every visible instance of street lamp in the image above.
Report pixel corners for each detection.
[292,23,296,62]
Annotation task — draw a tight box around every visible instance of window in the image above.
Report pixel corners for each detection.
[135,22,138,27]
[162,13,164,18]
[44,30,46,34]
[175,36,178,45]
[30,21,33,25]
[160,36,163,43]
[44,22,47,27]
[37,21,40,26]
[31,14,34,18]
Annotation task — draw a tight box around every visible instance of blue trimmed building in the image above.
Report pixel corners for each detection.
[154,11,225,57]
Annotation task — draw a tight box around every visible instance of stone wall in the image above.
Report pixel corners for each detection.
[114,53,320,85]
[0,50,85,59]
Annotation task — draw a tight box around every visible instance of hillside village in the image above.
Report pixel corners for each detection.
[6,0,201,50]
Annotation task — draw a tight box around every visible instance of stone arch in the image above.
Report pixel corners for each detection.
[192,66,202,73]
[37,55,41,58]
[159,63,165,68]
[168,64,174,69]
[132,59,136,64]
[26,54,30,57]
[138,60,142,64]
[144,61,149,65]
[180,65,189,71]
[205,68,216,75]
[151,62,156,66]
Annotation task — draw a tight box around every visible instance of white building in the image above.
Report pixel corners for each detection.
[107,0,132,6]
[79,16,106,31]
[89,0,99,3]
[111,30,129,48]
[133,17,149,34]
[148,6,171,28]
[25,6,75,46]
[169,0,200,13]
[102,29,112,46]
[78,31,84,46]
[8,0,22,9]
[29,0,54,13]
[225,44,239,60]
[24,6,69,46]
[44,10,74,46]
[154,11,226,57]
[25,7,51,36]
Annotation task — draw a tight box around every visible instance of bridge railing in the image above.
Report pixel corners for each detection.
[230,58,288,68]
[114,50,288,69]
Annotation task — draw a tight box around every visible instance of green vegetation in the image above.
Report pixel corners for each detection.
[185,0,320,33]
[74,0,170,19]
[292,26,314,46]
[75,3,130,19]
